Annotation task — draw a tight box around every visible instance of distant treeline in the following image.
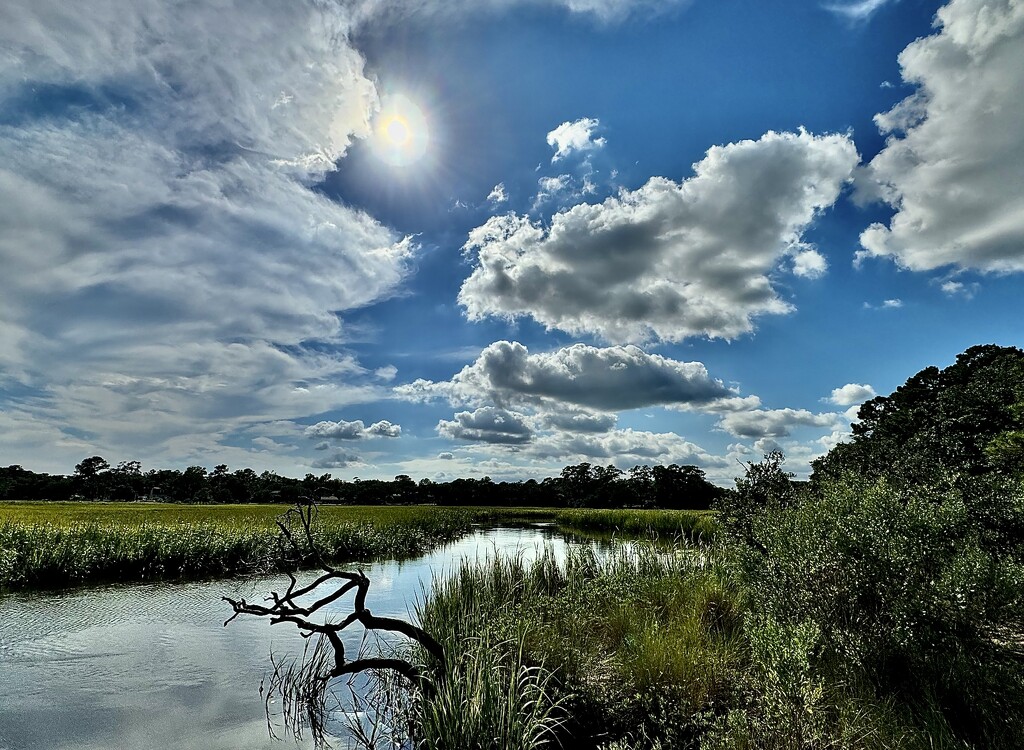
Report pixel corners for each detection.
[0,459,723,510]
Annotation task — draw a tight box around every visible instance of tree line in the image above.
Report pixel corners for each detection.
[0,458,723,510]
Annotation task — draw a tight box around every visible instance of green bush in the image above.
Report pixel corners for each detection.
[718,454,1024,749]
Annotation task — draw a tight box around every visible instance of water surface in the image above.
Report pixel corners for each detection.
[0,525,578,750]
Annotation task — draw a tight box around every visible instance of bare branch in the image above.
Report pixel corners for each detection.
[223,499,446,745]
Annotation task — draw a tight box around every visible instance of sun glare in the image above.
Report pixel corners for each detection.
[372,94,428,168]
[384,117,411,146]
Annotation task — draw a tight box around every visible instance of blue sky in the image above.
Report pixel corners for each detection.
[1,0,1022,484]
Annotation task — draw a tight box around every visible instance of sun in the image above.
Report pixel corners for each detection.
[384,117,411,146]
[372,94,429,168]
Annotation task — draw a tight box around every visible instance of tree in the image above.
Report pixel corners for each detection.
[108,460,143,501]
[559,463,596,507]
[812,344,1024,487]
[74,456,109,478]
[392,474,418,503]
[652,464,720,510]
[74,456,110,499]
[628,465,656,508]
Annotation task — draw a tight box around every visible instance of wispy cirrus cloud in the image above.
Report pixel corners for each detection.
[823,0,899,22]
[0,0,411,469]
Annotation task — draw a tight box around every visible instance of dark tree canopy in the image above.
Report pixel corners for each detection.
[812,344,1024,486]
[1,459,722,510]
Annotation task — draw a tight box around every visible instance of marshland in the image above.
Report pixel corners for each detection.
[2,346,1023,750]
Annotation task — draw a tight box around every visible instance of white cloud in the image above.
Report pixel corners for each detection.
[402,339,743,472]
[857,0,1024,272]
[311,450,363,469]
[305,419,402,441]
[375,365,399,381]
[395,340,737,411]
[0,0,411,468]
[487,182,509,205]
[939,279,978,298]
[529,428,726,467]
[791,247,829,278]
[350,0,688,25]
[366,420,403,437]
[827,383,877,405]
[251,436,293,452]
[824,0,897,21]
[533,174,575,207]
[437,407,535,444]
[540,410,618,433]
[753,437,783,455]
[717,408,843,438]
[546,117,606,162]
[460,129,859,343]
[863,298,903,309]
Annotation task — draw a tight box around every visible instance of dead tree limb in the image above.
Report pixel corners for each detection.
[222,500,445,743]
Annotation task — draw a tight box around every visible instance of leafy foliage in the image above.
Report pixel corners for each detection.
[812,344,1024,487]
[716,457,1024,748]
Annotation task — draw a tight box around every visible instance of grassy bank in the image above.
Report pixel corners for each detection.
[409,545,744,749]
[0,503,474,591]
[554,507,717,542]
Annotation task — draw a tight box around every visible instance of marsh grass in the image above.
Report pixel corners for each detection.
[0,503,473,591]
[554,507,717,543]
[414,543,744,748]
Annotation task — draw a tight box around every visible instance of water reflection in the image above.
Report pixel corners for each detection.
[0,525,580,750]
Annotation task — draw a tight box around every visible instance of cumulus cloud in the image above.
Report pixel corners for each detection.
[939,279,978,298]
[437,407,534,444]
[717,408,843,438]
[305,419,402,441]
[857,0,1024,272]
[540,410,618,433]
[530,428,726,466]
[0,0,414,468]
[487,183,509,205]
[791,247,829,278]
[403,339,739,472]
[311,450,363,469]
[395,340,737,411]
[546,117,606,162]
[460,129,859,343]
[828,383,877,405]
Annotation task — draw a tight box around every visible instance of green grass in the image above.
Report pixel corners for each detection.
[554,507,718,543]
[464,506,559,524]
[0,501,471,526]
[412,544,744,748]
[0,503,475,591]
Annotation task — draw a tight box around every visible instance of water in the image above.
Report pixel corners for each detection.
[0,525,580,750]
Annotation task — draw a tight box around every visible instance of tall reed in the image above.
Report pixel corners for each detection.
[412,543,744,748]
[0,507,473,591]
[554,507,717,542]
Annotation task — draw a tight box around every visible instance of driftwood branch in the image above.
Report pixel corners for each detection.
[222,500,445,745]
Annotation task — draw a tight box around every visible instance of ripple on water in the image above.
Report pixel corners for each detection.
[0,525,586,750]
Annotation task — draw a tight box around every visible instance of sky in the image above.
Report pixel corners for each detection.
[0,0,1022,485]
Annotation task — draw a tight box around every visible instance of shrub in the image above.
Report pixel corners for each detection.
[721,455,1024,748]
